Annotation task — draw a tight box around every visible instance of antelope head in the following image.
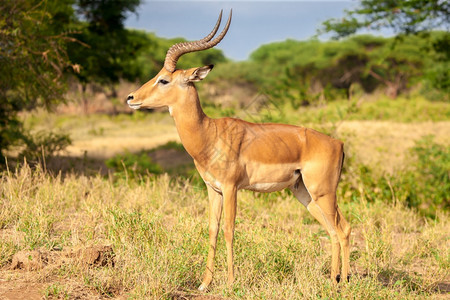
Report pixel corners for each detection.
[126,10,232,111]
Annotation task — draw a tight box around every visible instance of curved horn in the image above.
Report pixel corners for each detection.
[164,10,232,73]
[199,9,223,43]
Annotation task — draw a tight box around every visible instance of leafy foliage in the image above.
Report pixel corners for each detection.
[68,0,147,85]
[0,0,169,161]
[20,131,72,162]
[0,0,75,161]
[320,0,449,100]
[341,136,449,218]
[406,136,450,214]
[321,0,449,37]
[246,34,441,104]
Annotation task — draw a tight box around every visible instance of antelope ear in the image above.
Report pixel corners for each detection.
[187,65,214,82]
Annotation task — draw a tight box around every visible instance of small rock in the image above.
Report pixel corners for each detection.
[10,250,48,271]
[78,245,114,267]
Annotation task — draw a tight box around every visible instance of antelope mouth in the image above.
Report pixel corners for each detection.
[128,102,142,110]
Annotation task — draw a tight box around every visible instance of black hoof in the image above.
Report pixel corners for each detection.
[336,274,351,283]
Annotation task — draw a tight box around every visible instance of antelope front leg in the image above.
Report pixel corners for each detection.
[223,186,237,286]
[199,186,223,291]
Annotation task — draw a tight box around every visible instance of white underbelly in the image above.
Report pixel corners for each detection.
[241,162,301,192]
[244,180,296,192]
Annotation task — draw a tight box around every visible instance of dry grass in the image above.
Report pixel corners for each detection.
[20,110,179,158]
[336,120,450,173]
[18,110,450,173]
[2,102,449,298]
[0,163,448,299]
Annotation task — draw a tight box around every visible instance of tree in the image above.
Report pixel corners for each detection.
[321,0,449,38]
[247,35,432,102]
[0,0,75,162]
[365,35,424,98]
[67,0,147,112]
[323,35,424,98]
[321,0,449,98]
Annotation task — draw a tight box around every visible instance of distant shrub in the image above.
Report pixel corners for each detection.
[154,141,185,152]
[341,136,449,218]
[404,136,450,215]
[20,131,72,161]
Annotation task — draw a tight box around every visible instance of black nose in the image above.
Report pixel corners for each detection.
[127,95,134,101]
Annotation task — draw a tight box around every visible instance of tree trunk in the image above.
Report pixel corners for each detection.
[368,69,399,99]
[386,83,399,99]
[110,84,118,115]
[82,83,88,114]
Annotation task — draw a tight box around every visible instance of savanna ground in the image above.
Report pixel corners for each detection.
[1,96,449,299]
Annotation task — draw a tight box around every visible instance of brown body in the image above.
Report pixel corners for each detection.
[127,11,351,291]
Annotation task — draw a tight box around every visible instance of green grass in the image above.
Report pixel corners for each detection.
[1,163,448,299]
[311,96,450,123]
[203,96,450,125]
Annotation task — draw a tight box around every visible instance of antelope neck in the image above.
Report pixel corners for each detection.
[170,85,216,161]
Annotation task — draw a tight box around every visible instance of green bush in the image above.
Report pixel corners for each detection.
[20,131,72,162]
[105,151,163,181]
[405,136,450,215]
[341,136,449,218]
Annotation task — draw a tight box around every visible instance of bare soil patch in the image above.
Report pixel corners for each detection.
[0,281,44,300]
[10,250,48,271]
[9,245,114,271]
[1,245,116,299]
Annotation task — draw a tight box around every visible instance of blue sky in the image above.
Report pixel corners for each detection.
[125,1,388,61]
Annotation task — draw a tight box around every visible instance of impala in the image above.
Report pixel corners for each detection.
[127,10,351,290]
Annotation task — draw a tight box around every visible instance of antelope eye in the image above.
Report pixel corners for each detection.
[159,79,169,85]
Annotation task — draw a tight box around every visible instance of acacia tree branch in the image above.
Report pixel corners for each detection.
[368,68,391,86]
